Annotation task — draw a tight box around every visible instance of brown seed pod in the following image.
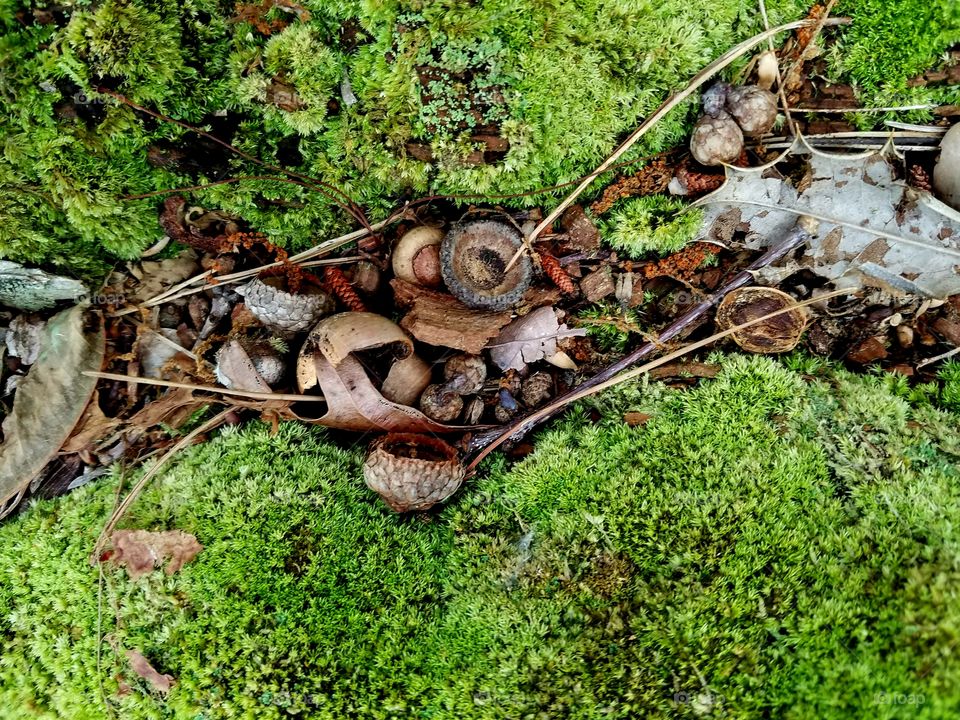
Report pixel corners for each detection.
[237,275,335,333]
[724,85,778,136]
[363,433,465,512]
[392,226,444,288]
[463,396,485,425]
[716,287,808,354]
[443,354,487,395]
[690,111,744,166]
[521,371,553,407]
[440,219,533,310]
[419,384,464,422]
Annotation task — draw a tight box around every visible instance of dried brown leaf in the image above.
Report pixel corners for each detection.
[0,305,105,513]
[125,650,175,694]
[107,529,203,579]
[296,312,456,432]
[215,339,272,392]
[61,392,119,454]
[127,388,209,431]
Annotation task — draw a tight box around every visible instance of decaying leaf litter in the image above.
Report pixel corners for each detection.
[0,10,958,538]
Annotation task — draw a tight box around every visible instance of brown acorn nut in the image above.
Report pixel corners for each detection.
[392,226,444,288]
[725,85,778,136]
[363,433,466,512]
[690,111,744,166]
[716,287,809,354]
[419,383,464,422]
[443,353,487,395]
[238,275,335,333]
[440,219,533,310]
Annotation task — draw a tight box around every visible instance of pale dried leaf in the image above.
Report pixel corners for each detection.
[215,340,271,392]
[694,138,960,298]
[488,307,587,371]
[0,305,105,509]
[0,261,86,311]
[108,529,203,579]
[5,315,45,365]
[129,250,199,302]
[125,650,175,694]
[138,329,188,379]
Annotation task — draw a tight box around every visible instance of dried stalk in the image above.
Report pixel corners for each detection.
[917,345,960,369]
[83,371,326,403]
[467,219,821,465]
[757,0,798,136]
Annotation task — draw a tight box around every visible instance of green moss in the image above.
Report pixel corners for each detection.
[600,194,704,257]
[828,0,960,127]
[0,0,956,271]
[2,356,960,718]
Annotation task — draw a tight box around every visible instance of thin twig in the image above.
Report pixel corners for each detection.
[83,371,326,402]
[917,345,960,369]
[793,104,938,114]
[91,407,236,561]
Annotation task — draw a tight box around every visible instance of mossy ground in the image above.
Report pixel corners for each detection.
[1,356,959,719]
[1,0,957,276]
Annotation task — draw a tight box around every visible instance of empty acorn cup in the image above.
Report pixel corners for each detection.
[440,219,533,310]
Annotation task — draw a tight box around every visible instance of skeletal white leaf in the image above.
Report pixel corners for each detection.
[488,307,587,372]
[694,137,960,298]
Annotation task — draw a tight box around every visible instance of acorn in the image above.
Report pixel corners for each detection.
[690,111,744,166]
[440,219,533,310]
[443,354,487,395]
[362,433,466,512]
[392,226,444,288]
[237,274,335,333]
[933,123,960,210]
[716,287,808,354]
[419,384,464,422]
[701,82,731,118]
[724,85,778,136]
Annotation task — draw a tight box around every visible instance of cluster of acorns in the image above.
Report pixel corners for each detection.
[689,82,779,166]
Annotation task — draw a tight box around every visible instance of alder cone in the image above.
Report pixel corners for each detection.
[363,434,466,512]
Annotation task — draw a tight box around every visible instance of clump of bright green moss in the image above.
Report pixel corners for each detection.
[1,0,956,275]
[1,356,959,719]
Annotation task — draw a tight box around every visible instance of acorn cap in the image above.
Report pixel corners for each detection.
[440,220,532,310]
[238,275,335,333]
[716,286,808,354]
[363,433,466,512]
